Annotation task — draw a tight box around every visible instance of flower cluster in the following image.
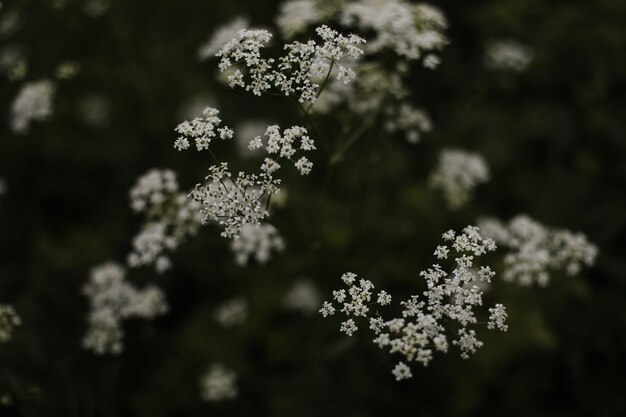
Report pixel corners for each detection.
[216,25,365,103]
[320,226,507,380]
[384,103,432,144]
[200,363,238,402]
[174,107,234,151]
[214,297,249,328]
[0,45,27,81]
[273,1,447,145]
[0,304,21,343]
[341,0,448,62]
[231,223,285,266]
[177,109,315,239]
[82,262,168,354]
[128,169,203,273]
[198,16,250,61]
[484,39,534,72]
[479,215,598,286]
[10,79,56,134]
[429,149,490,209]
[283,279,321,315]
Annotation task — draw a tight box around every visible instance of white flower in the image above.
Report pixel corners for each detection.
[479,215,598,286]
[174,107,229,151]
[340,318,358,336]
[127,170,203,272]
[178,114,316,239]
[423,54,441,69]
[230,223,285,266]
[341,0,447,61]
[198,16,250,60]
[11,79,55,134]
[484,39,533,72]
[384,103,432,144]
[283,279,321,315]
[488,304,508,331]
[294,156,313,175]
[200,363,238,402]
[214,297,249,327]
[216,25,364,104]
[319,301,335,317]
[392,362,412,381]
[377,290,392,306]
[82,262,168,355]
[0,304,21,343]
[429,149,490,209]
[320,226,506,379]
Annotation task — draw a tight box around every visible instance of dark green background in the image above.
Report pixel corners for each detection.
[0,0,625,416]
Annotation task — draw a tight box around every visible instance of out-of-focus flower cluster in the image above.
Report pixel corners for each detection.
[484,39,534,72]
[214,297,249,328]
[274,0,446,144]
[0,304,21,343]
[479,215,598,286]
[320,226,507,380]
[128,169,203,273]
[429,149,490,209]
[231,223,285,266]
[200,363,238,402]
[82,262,168,355]
[283,278,322,315]
[10,79,56,134]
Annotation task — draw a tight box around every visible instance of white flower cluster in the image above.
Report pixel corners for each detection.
[320,226,507,380]
[200,363,238,402]
[283,279,321,315]
[216,25,365,103]
[277,0,447,65]
[55,60,81,80]
[341,0,448,61]
[0,304,21,343]
[384,103,432,144]
[10,79,56,134]
[174,107,234,151]
[177,109,315,239]
[0,45,27,81]
[82,262,168,355]
[429,149,490,209]
[231,223,285,266]
[214,297,249,328]
[128,169,203,273]
[235,120,270,157]
[276,0,329,39]
[198,16,250,61]
[484,39,534,72]
[479,215,598,286]
[275,1,446,144]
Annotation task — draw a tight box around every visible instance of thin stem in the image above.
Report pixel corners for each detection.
[306,59,335,113]
[291,98,329,153]
[330,115,376,164]
[207,148,221,164]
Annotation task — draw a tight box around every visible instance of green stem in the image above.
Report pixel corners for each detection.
[306,60,335,113]
[330,115,377,164]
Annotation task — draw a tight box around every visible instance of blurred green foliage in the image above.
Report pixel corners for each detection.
[0,0,625,416]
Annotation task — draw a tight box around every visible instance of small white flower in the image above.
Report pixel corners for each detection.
[340,318,358,336]
[392,362,412,381]
[200,363,238,402]
[377,290,391,306]
[319,301,335,317]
